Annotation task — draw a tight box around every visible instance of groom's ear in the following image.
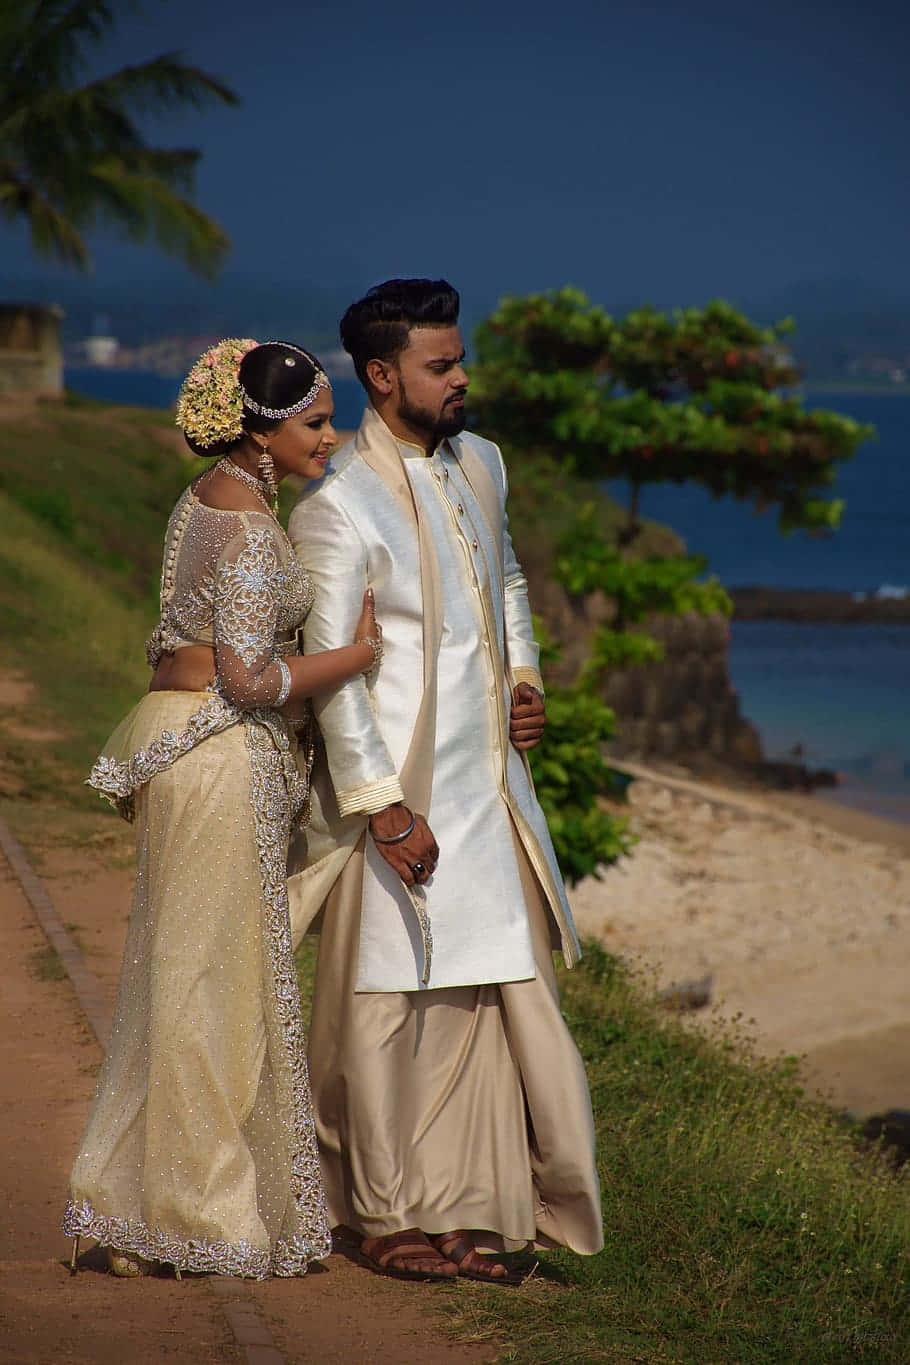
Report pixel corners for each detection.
[365,357,394,396]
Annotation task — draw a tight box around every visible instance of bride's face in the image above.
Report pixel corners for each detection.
[268,389,337,482]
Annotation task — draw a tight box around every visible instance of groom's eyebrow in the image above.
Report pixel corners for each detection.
[428,349,466,368]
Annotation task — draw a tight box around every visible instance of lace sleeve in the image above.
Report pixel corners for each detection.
[213,522,288,709]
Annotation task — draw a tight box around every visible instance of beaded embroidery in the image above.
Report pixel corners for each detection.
[68,473,326,1275]
[66,710,329,1276]
[145,488,314,707]
[88,695,237,821]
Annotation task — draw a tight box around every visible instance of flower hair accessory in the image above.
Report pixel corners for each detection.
[175,338,258,448]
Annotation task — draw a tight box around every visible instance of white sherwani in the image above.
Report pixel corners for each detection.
[286,406,603,1254]
[288,406,580,992]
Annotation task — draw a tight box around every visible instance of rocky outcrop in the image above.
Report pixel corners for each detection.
[527,566,762,764]
[600,610,763,764]
[732,586,910,623]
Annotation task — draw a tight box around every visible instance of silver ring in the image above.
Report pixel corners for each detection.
[412,861,426,878]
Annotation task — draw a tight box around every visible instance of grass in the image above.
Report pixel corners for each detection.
[292,939,909,1362]
[29,944,65,980]
[449,943,908,1363]
[0,397,302,843]
[6,394,910,1361]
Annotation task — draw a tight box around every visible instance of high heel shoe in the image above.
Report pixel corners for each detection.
[107,1248,156,1277]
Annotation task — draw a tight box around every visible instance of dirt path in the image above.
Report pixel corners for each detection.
[0,824,499,1365]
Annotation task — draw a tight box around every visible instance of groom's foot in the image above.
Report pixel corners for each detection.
[360,1228,458,1281]
[431,1230,517,1282]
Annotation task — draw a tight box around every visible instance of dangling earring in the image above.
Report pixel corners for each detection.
[258,443,278,511]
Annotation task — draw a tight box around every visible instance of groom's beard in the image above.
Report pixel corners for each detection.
[398,380,467,441]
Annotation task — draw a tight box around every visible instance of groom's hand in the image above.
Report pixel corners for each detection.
[369,804,439,887]
[510,682,545,750]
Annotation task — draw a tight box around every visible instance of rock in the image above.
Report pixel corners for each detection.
[862,1109,910,1167]
[658,974,713,1012]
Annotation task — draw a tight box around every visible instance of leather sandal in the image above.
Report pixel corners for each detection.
[431,1231,527,1286]
[359,1228,458,1283]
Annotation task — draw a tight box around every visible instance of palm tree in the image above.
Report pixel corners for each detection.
[0,1,239,276]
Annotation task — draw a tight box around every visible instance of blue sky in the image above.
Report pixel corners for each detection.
[6,0,909,330]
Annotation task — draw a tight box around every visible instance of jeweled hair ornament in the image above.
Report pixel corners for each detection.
[239,342,331,419]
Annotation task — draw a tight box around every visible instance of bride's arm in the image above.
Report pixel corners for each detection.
[213,524,372,709]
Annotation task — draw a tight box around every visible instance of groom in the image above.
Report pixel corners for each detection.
[288,278,602,1281]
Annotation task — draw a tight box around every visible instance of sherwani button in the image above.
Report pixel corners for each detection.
[457,504,464,515]
[472,539,478,549]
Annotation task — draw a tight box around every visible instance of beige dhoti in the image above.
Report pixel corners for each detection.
[307,832,604,1254]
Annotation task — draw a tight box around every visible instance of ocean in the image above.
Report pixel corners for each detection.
[604,391,910,820]
[65,370,910,818]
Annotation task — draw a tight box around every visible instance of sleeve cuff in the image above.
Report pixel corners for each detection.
[512,666,545,698]
[336,774,406,818]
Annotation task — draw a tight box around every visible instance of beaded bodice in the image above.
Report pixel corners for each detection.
[145,484,315,710]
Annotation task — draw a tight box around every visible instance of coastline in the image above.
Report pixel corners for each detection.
[571,760,910,1116]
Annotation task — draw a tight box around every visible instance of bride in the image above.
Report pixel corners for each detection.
[63,339,380,1278]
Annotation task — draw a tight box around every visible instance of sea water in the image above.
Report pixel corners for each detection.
[603,392,910,817]
[66,370,910,817]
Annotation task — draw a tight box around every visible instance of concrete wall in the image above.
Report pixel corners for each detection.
[0,303,64,398]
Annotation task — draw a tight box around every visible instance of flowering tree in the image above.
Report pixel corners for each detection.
[470,289,874,536]
[468,290,874,878]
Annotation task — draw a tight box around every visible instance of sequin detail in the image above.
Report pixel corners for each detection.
[64,713,329,1278]
[145,488,314,681]
[87,695,237,821]
[275,660,292,708]
[243,717,331,1271]
[215,526,288,669]
[62,1201,286,1279]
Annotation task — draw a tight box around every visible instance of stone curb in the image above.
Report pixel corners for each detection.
[0,813,111,1047]
[0,812,289,1365]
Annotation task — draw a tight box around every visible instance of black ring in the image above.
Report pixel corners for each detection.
[412,861,426,878]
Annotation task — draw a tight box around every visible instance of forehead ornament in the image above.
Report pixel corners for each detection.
[240,341,330,419]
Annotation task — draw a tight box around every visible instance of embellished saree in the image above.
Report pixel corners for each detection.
[62,485,331,1277]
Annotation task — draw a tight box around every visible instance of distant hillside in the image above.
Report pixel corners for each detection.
[8,270,909,383]
[0,269,351,354]
[746,278,910,384]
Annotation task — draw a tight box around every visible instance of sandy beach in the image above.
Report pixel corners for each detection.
[569,761,910,1117]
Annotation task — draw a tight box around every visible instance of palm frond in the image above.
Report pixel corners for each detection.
[87,158,230,277]
[83,54,240,114]
[0,2,238,276]
[0,163,89,268]
[1,1,116,94]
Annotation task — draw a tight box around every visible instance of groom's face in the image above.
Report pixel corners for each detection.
[392,326,469,440]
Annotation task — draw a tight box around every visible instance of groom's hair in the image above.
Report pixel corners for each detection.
[340,278,460,387]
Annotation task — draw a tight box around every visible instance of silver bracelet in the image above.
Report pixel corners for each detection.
[369,805,415,844]
[274,659,292,707]
[356,630,383,678]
